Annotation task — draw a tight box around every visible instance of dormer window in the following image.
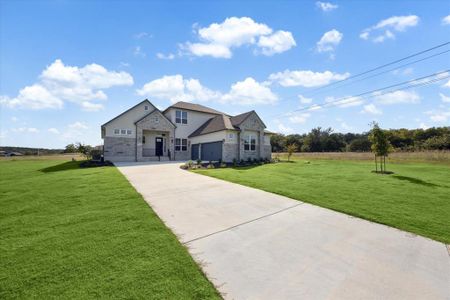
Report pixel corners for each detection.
[175,110,187,124]
[144,105,149,111]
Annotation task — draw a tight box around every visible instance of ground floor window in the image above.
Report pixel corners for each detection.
[244,134,256,151]
[175,138,187,151]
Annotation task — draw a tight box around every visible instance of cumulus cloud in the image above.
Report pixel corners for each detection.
[325,96,364,108]
[221,77,278,105]
[425,109,450,123]
[257,31,296,56]
[133,46,146,57]
[288,112,311,124]
[180,17,295,58]
[439,93,450,103]
[273,120,295,134]
[269,69,349,87]
[316,29,343,52]
[48,128,60,134]
[0,59,133,110]
[361,103,383,115]
[12,127,39,133]
[374,90,420,104]
[360,15,419,43]
[298,94,313,104]
[442,15,450,25]
[137,74,220,103]
[316,1,338,12]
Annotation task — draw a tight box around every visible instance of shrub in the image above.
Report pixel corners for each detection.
[187,160,194,168]
[207,163,215,169]
[232,158,237,166]
[196,159,202,165]
[220,162,227,168]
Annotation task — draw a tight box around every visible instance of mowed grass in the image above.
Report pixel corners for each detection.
[0,160,219,299]
[194,159,450,244]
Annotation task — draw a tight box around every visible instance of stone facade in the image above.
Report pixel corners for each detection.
[238,112,266,161]
[262,145,272,160]
[103,136,136,162]
[223,142,239,162]
[136,110,175,161]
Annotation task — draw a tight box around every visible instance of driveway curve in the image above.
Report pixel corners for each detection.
[116,162,450,300]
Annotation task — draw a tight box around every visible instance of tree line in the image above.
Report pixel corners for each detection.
[271,126,450,153]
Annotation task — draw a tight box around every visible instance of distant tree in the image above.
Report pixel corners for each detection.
[270,134,286,152]
[286,144,297,161]
[348,138,371,152]
[285,134,303,151]
[369,122,392,173]
[64,143,77,153]
[76,142,93,160]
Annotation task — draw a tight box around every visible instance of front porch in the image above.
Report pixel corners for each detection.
[135,109,176,162]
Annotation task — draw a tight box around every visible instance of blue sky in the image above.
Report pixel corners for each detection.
[1,0,450,148]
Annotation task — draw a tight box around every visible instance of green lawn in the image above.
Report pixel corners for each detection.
[0,160,219,299]
[194,160,450,244]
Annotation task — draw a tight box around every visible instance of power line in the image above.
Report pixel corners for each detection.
[302,41,450,96]
[305,49,450,98]
[274,70,450,117]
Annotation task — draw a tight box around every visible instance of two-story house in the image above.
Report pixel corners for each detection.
[101,99,272,162]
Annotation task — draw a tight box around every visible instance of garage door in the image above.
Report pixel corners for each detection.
[201,141,223,161]
[191,144,200,160]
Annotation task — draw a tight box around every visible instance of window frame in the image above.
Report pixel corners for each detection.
[114,129,120,135]
[175,138,188,151]
[244,134,257,151]
[175,110,188,124]
[126,129,132,135]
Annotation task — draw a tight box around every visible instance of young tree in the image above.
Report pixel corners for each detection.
[369,122,391,173]
[286,144,297,162]
[64,143,77,153]
[76,142,93,160]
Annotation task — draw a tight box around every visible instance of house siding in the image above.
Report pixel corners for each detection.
[104,136,136,162]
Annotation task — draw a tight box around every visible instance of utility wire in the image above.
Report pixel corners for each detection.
[304,49,450,98]
[302,41,450,96]
[273,70,450,117]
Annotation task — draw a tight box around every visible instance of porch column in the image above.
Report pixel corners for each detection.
[136,126,143,161]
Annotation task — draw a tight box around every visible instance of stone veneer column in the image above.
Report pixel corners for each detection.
[136,125,143,161]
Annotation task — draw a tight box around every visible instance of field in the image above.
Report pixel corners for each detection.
[0,159,219,299]
[194,158,450,244]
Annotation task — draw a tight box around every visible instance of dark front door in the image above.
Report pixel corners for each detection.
[155,137,163,156]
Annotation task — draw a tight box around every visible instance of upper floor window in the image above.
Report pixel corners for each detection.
[126,129,132,135]
[144,105,149,111]
[175,110,187,124]
[121,129,127,135]
[114,129,132,135]
[114,129,120,135]
[244,134,256,151]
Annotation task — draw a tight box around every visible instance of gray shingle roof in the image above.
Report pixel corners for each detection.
[188,115,236,138]
[164,101,226,115]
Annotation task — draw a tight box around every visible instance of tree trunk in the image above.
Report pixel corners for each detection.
[375,155,378,172]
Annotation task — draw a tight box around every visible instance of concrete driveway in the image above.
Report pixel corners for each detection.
[116,162,450,300]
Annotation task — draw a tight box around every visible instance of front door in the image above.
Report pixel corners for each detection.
[155,137,163,156]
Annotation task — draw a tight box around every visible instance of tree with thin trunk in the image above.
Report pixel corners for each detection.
[286,144,297,162]
[369,122,391,174]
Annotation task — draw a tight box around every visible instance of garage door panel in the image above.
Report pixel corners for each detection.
[201,141,222,161]
[191,144,200,160]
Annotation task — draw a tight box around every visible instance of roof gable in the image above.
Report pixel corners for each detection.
[189,114,236,138]
[231,111,266,128]
[135,108,175,128]
[102,99,154,127]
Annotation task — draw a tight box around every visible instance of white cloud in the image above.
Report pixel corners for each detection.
[269,69,349,87]
[48,128,60,134]
[133,32,150,39]
[419,122,429,130]
[326,96,364,108]
[133,46,146,57]
[316,1,338,12]
[1,59,133,110]
[361,103,382,115]
[273,120,295,134]
[316,29,343,52]
[439,93,450,103]
[298,94,313,104]
[156,53,176,60]
[12,127,39,133]
[442,15,450,25]
[307,104,323,111]
[69,122,88,130]
[425,110,450,123]
[361,15,419,43]
[340,122,353,131]
[181,17,295,58]
[221,77,278,105]
[81,101,104,111]
[374,90,420,105]
[443,79,450,88]
[257,31,296,56]
[288,112,310,124]
[137,74,220,103]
